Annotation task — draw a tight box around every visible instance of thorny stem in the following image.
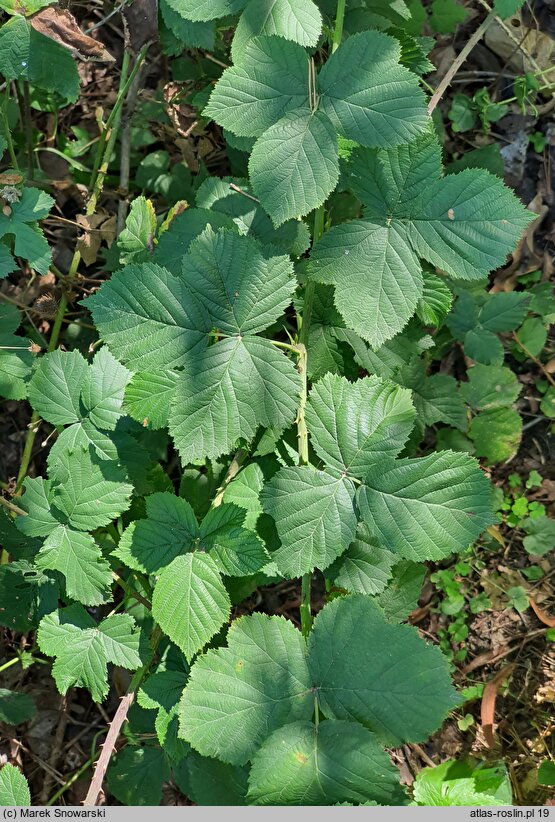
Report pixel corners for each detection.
[212,448,249,508]
[14,45,148,494]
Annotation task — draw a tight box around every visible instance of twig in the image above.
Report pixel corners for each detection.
[39,693,71,803]
[228,182,259,203]
[428,12,496,115]
[0,495,27,517]
[512,332,555,387]
[475,0,544,75]
[116,61,146,234]
[83,693,135,806]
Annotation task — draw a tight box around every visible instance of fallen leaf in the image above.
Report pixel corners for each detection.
[163,83,198,138]
[530,598,555,628]
[481,664,515,749]
[76,213,116,266]
[31,7,114,62]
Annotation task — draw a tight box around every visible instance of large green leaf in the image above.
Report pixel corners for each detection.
[185,752,249,805]
[36,525,112,606]
[248,719,405,805]
[307,221,422,348]
[152,553,231,660]
[357,451,493,561]
[318,31,428,147]
[116,492,198,574]
[27,350,88,426]
[179,613,312,764]
[204,37,309,137]
[181,228,296,334]
[107,746,170,806]
[232,0,322,58]
[469,407,522,465]
[169,336,301,464]
[84,262,209,371]
[308,595,458,744]
[261,466,357,577]
[0,764,30,806]
[306,374,415,477]
[249,109,339,226]
[48,448,133,531]
[37,606,141,702]
[460,364,521,410]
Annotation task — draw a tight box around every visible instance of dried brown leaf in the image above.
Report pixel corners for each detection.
[480,664,515,749]
[31,8,114,62]
[76,213,116,266]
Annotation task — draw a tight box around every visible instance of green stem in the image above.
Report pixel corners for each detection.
[0,655,21,674]
[2,89,18,170]
[297,342,312,638]
[14,46,148,494]
[331,0,346,52]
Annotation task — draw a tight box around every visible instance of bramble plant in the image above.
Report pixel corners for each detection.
[0,0,540,808]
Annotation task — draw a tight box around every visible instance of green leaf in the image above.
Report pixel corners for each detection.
[464,328,504,366]
[376,560,426,623]
[169,336,301,464]
[48,448,133,531]
[0,305,34,399]
[81,348,131,430]
[414,373,467,430]
[222,463,265,530]
[306,374,416,477]
[522,517,555,557]
[37,606,141,702]
[138,670,189,758]
[413,759,512,806]
[327,524,396,595]
[0,17,79,104]
[318,31,428,147]
[194,176,310,256]
[469,408,522,464]
[117,196,157,264]
[107,746,170,805]
[493,0,525,18]
[417,272,453,326]
[27,350,88,426]
[152,209,237,275]
[308,595,459,744]
[430,0,468,33]
[0,188,53,274]
[16,477,61,538]
[124,370,178,430]
[84,262,209,371]
[357,451,493,560]
[186,752,249,805]
[232,0,322,59]
[480,292,530,331]
[116,492,198,574]
[36,525,112,606]
[200,503,270,576]
[204,37,309,138]
[0,764,30,806]
[0,689,36,725]
[538,760,555,787]
[249,109,339,226]
[248,719,405,805]
[0,561,58,631]
[179,613,312,765]
[460,365,521,410]
[181,228,296,334]
[307,220,422,348]
[160,0,215,49]
[152,553,231,661]
[168,0,247,20]
[261,465,357,576]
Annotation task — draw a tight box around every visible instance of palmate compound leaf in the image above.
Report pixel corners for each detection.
[248,720,405,806]
[356,450,494,561]
[152,553,231,661]
[180,596,458,777]
[179,613,312,765]
[260,466,357,577]
[86,228,301,463]
[308,595,459,745]
[37,605,141,702]
[169,335,301,465]
[248,109,339,227]
[308,131,533,347]
[115,492,198,574]
[306,373,416,477]
[0,764,31,806]
[206,32,428,225]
